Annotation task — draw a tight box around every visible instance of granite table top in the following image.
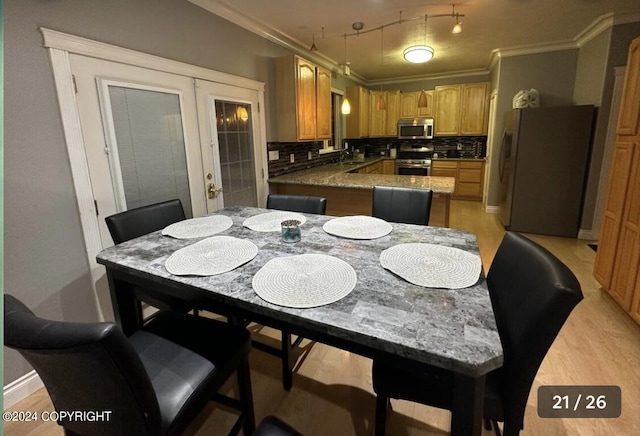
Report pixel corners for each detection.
[97,206,503,377]
[268,158,455,194]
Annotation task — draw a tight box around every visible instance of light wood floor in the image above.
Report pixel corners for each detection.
[5,200,640,435]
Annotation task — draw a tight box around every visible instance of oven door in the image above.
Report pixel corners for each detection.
[396,164,431,176]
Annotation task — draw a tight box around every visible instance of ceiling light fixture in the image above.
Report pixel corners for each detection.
[403,15,434,64]
[310,34,318,51]
[377,26,387,111]
[341,34,351,114]
[451,4,462,34]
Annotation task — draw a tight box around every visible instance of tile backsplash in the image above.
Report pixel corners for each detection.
[267,136,487,178]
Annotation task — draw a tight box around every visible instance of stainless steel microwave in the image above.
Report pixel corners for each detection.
[397,118,434,139]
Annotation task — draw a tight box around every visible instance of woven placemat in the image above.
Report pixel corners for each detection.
[162,215,233,239]
[380,243,481,289]
[322,215,392,239]
[243,211,307,232]
[165,236,258,276]
[252,254,357,308]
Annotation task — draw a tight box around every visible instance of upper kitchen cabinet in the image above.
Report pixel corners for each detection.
[400,91,434,119]
[345,86,370,138]
[434,86,461,135]
[275,55,331,142]
[385,90,401,136]
[617,38,640,136]
[369,90,386,137]
[434,83,490,136]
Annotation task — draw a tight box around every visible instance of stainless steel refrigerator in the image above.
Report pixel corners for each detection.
[498,105,594,237]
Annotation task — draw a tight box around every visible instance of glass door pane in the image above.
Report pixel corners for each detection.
[107,85,193,217]
[215,101,258,207]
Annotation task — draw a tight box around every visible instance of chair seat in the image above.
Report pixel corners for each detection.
[253,416,303,436]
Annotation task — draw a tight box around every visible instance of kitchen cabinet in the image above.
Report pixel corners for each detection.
[382,159,395,175]
[369,91,386,137]
[357,161,382,174]
[275,55,331,141]
[345,86,370,138]
[385,90,401,136]
[400,91,434,119]
[594,36,640,326]
[431,159,485,200]
[434,83,489,136]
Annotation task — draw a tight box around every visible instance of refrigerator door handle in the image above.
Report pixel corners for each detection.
[499,129,508,181]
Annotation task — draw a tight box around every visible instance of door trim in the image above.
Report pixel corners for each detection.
[44,29,267,321]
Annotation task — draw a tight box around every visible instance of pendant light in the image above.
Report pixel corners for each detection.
[418,90,428,108]
[377,26,387,111]
[452,4,462,34]
[341,34,351,114]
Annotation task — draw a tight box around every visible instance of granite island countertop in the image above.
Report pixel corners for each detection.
[269,157,455,194]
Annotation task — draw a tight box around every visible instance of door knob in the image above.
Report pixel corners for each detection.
[207,183,222,199]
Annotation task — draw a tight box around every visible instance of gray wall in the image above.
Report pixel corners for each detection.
[3,0,299,385]
[486,49,580,207]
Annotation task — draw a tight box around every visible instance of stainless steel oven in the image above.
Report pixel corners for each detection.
[395,144,433,176]
[396,159,431,176]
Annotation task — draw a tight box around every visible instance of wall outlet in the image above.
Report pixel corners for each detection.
[457,143,463,150]
[308,151,313,160]
[290,153,295,163]
[268,150,279,161]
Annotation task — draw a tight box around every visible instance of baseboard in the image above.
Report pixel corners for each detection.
[578,229,598,241]
[485,205,500,214]
[3,371,44,410]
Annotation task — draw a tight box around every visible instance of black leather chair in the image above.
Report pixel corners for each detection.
[105,199,197,318]
[371,186,433,225]
[4,293,255,436]
[257,194,327,391]
[372,232,584,436]
[266,194,327,215]
[254,416,303,436]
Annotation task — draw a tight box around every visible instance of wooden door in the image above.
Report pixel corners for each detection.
[594,142,636,289]
[315,66,332,139]
[399,92,417,118]
[609,143,640,310]
[296,57,317,140]
[460,83,489,135]
[385,90,400,136]
[369,91,386,137]
[417,91,434,118]
[434,85,461,135]
[617,38,640,136]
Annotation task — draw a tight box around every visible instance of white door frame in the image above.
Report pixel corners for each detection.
[42,28,267,321]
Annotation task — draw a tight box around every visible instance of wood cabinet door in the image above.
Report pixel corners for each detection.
[399,92,417,118]
[417,91,434,118]
[617,37,640,136]
[434,85,461,135]
[382,159,395,174]
[315,66,332,139]
[460,83,489,135]
[359,88,370,137]
[594,142,636,289]
[609,143,640,310]
[295,58,317,140]
[385,91,400,136]
[369,91,387,137]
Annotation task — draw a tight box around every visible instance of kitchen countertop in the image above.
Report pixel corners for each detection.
[269,157,455,194]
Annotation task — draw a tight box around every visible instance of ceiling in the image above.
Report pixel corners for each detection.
[192,0,640,84]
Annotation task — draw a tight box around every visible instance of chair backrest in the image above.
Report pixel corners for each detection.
[371,186,433,225]
[266,194,327,215]
[105,199,186,244]
[4,294,162,435]
[487,232,583,430]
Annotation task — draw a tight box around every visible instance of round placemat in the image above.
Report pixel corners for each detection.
[162,215,233,239]
[165,236,258,276]
[380,243,481,289]
[252,254,357,308]
[243,211,307,232]
[322,215,392,239]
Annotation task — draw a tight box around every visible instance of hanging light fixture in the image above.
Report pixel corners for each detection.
[403,15,434,64]
[309,33,318,51]
[452,4,462,34]
[377,26,387,111]
[418,90,429,108]
[341,34,351,114]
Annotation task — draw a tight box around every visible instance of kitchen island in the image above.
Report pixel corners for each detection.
[268,157,455,227]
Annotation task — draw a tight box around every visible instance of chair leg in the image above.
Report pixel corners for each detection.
[374,395,389,436]
[281,331,293,391]
[237,354,256,436]
[484,418,492,430]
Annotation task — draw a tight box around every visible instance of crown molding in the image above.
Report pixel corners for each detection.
[368,68,490,87]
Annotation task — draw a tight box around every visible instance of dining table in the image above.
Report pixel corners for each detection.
[96,206,503,436]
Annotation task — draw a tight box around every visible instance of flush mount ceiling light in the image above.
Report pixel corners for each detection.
[403,45,434,63]
[403,14,434,64]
